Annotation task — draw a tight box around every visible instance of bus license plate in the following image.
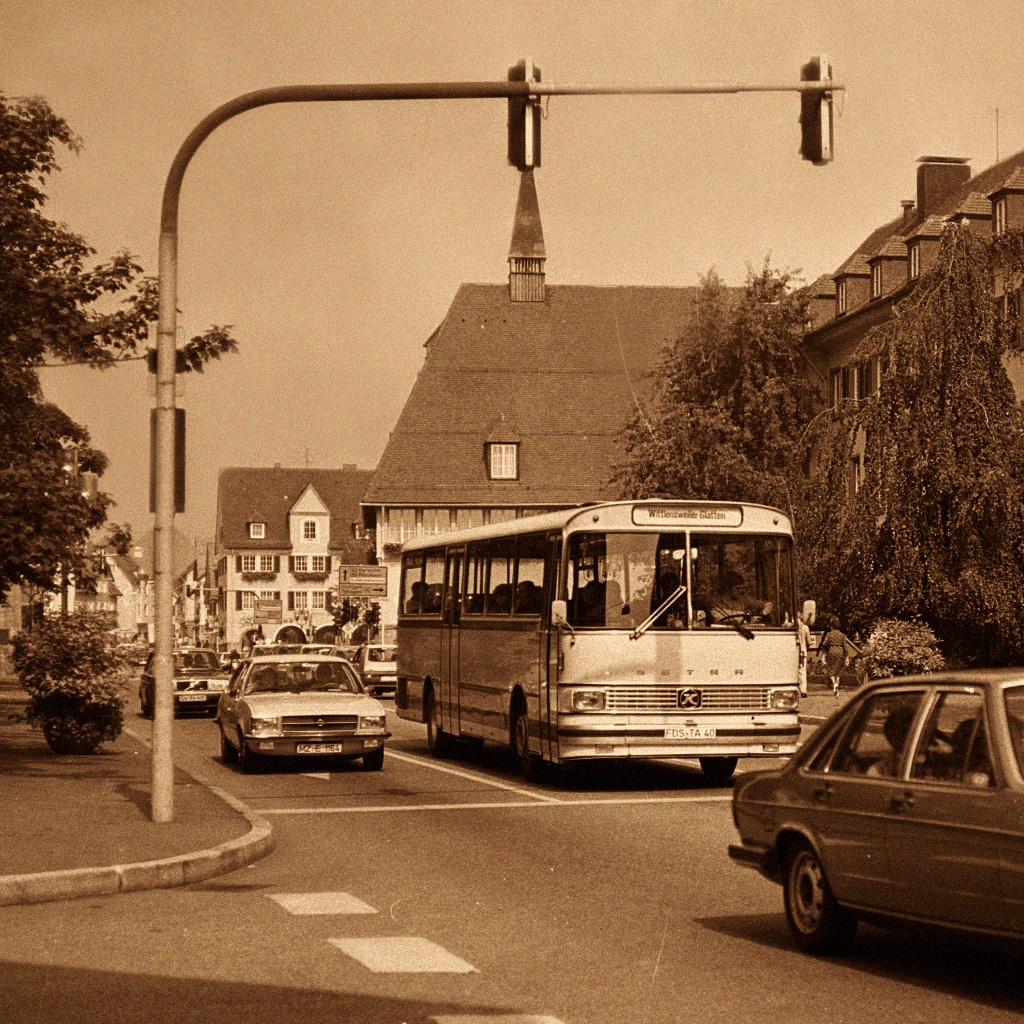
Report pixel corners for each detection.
[178,694,207,702]
[666,726,717,740]
[297,743,345,754]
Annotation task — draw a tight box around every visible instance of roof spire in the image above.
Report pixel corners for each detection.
[508,170,546,302]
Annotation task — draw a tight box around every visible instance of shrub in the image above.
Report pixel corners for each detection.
[864,618,945,679]
[11,613,128,754]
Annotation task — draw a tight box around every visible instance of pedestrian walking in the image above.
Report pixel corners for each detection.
[797,611,811,697]
[819,616,860,697]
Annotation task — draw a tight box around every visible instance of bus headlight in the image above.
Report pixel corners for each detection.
[358,715,386,733]
[249,716,282,737]
[769,688,799,711]
[572,690,607,712]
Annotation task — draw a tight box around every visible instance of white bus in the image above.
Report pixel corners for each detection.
[395,500,800,782]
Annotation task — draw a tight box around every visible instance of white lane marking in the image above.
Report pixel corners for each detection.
[301,772,331,780]
[258,793,732,815]
[329,936,477,973]
[433,1017,565,1024]
[384,748,563,803]
[269,892,377,915]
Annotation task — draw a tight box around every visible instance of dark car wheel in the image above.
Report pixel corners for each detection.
[219,725,238,764]
[425,689,453,758]
[362,746,385,771]
[699,756,738,784]
[783,841,857,954]
[140,695,153,719]
[511,697,545,782]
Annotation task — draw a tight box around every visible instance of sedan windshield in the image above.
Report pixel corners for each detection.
[175,651,220,672]
[244,660,361,695]
[566,531,794,630]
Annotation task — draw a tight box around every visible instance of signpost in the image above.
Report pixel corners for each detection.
[336,564,388,598]
[252,599,282,625]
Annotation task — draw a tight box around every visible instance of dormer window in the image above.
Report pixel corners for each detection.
[837,280,847,315]
[249,522,265,539]
[302,520,317,541]
[995,197,1007,235]
[909,244,920,280]
[871,263,882,298]
[488,442,519,480]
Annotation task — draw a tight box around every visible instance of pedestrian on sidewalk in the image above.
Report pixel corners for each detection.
[820,616,860,697]
[797,610,811,697]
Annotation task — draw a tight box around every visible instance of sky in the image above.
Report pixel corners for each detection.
[5,0,1024,545]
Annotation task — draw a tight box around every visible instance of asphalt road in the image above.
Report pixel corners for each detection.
[2,700,1023,1024]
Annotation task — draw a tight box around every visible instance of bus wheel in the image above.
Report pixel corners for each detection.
[425,690,453,758]
[699,756,738,784]
[511,698,544,782]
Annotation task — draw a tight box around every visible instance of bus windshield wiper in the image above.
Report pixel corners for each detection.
[710,610,756,641]
[630,585,687,640]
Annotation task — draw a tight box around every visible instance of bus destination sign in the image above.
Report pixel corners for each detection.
[631,504,744,528]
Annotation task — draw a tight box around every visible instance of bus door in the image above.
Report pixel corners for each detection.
[440,546,463,734]
[541,533,562,762]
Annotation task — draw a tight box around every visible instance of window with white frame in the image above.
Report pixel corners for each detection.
[259,555,275,572]
[303,520,317,541]
[837,279,847,314]
[996,197,1007,235]
[829,369,841,408]
[293,591,308,611]
[241,591,255,610]
[311,555,326,573]
[259,590,275,601]
[488,442,519,480]
[241,555,256,572]
[909,243,920,280]
[311,591,326,610]
[871,263,882,298]
[249,522,265,539]
[292,555,308,573]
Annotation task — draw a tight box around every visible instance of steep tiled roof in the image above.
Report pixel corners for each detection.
[363,283,707,506]
[217,467,373,552]
[871,235,908,260]
[987,166,1024,197]
[808,274,836,297]
[835,250,874,277]
[951,191,992,218]
[110,555,142,589]
[906,214,946,241]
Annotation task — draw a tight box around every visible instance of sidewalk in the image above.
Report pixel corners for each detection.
[0,684,272,905]
[799,675,858,725]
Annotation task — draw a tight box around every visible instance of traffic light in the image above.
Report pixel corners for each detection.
[508,59,541,170]
[799,55,833,165]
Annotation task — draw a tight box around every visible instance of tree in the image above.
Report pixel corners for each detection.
[614,261,820,516]
[0,90,238,600]
[801,225,1024,665]
[103,522,133,556]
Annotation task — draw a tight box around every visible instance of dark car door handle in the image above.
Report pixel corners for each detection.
[813,783,833,803]
[890,791,916,811]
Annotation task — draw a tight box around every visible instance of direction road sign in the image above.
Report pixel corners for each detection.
[253,599,282,625]
[337,564,387,598]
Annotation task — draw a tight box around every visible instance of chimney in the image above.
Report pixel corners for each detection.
[508,170,546,302]
[900,199,916,228]
[916,156,970,219]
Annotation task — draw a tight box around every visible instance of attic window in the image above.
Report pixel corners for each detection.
[249,522,266,539]
[488,443,519,480]
[995,197,1007,236]
[837,280,847,314]
[909,243,920,280]
[871,263,882,298]
[303,520,317,541]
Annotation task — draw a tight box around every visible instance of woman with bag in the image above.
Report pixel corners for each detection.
[819,616,861,697]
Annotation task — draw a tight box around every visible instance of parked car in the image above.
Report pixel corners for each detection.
[139,647,230,718]
[216,654,390,772]
[300,644,335,656]
[356,644,398,696]
[729,670,1024,952]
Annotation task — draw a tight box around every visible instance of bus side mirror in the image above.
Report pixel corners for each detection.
[551,600,568,626]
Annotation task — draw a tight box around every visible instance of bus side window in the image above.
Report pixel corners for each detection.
[514,533,547,616]
[463,543,486,615]
[486,537,515,615]
[401,553,425,616]
[421,550,445,615]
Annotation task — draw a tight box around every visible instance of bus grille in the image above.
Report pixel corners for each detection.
[605,685,773,712]
[281,715,358,734]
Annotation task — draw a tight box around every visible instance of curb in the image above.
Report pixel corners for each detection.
[0,741,274,908]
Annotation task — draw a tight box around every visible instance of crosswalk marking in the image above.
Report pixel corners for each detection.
[269,892,377,915]
[432,1017,565,1024]
[328,936,477,973]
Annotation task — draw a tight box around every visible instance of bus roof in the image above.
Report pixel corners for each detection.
[399,500,792,553]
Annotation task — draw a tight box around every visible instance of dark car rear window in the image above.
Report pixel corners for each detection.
[1005,686,1024,775]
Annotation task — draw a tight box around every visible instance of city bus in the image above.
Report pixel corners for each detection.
[394,500,800,782]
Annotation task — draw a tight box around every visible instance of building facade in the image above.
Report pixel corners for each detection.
[214,466,373,649]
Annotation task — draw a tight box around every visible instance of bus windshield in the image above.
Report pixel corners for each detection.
[566,532,794,630]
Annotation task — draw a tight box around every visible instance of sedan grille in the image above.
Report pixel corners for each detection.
[281,715,358,735]
[604,685,773,712]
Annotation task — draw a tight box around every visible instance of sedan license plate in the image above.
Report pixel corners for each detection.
[666,726,717,740]
[296,742,346,754]
[178,693,207,702]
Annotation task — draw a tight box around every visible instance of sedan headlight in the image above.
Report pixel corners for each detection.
[249,716,282,737]
[357,715,386,733]
[572,689,607,712]
[769,688,799,711]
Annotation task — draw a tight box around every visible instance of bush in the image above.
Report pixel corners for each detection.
[864,618,945,679]
[12,613,127,754]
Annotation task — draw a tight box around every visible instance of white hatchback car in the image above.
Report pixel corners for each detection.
[217,655,389,772]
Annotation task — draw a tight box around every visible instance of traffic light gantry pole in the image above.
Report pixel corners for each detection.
[151,66,843,823]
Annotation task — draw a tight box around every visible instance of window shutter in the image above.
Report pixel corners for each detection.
[235,591,242,611]
[325,555,332,573]
[235,556,242,572]
[288,556,295,573]
[326,592,334,611]
[288,591,295,611]
[273,591,280,601]
[274,555,280,572]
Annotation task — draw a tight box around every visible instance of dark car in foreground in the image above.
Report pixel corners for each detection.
[729,671,1024,953]
[139,648,230,718]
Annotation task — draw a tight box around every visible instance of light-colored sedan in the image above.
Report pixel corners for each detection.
[216,655,390,772]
